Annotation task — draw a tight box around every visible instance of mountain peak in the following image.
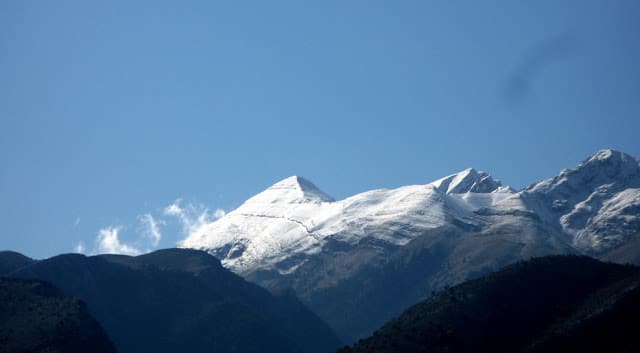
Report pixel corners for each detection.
[249,176,334,204]
[580,149,638,169]
[558,149,640,185]
[432,168,505,194]
[528,149,640,192]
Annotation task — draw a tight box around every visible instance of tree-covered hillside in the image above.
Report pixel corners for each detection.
[337,256,640,353]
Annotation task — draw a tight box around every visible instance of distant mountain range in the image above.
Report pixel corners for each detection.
[180,149,640,342]
[2,149,638,352]
[1,249,341,353]
[337,256,640,353]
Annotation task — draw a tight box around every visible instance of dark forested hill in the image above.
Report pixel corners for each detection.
[0,251,34,275]
[5,248,341,353]
[0,277,117,353]
[337,256,640,353]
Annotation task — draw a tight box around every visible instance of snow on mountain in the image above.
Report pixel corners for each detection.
[523,149,640,251]
[431,168,506,194]
[247,175,335,204]
[180,149,640,275]
[573,188,640,250]
[526,149,640,198]
[180,169,518,274]
[180,176,336,274]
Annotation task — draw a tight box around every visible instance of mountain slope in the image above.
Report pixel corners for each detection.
[180,149,640,342]
[522,149,640,254]
[7,248,341,353]
[285,223,573,342]
[0,277,117,353]
[336,256,640,353]
[180,168,512,276]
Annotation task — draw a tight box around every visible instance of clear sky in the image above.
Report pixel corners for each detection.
[1,0,639,258]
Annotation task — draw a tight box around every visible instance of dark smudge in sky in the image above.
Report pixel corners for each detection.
[503,33,580,105]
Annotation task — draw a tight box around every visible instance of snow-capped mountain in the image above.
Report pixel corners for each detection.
[180,168,514,275]
[181,150,640,275]
[523,149,640,252]
[180,149,640,343]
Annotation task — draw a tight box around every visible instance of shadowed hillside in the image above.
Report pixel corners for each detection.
[0,277,117,353]
[6,248,341,353]
[0,251,34,275]
[337,256,640,353]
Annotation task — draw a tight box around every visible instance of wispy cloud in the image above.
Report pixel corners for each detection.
[73,241,85,254]
[138,213,164,247]
[95,226,141,255]
[164,199,225,236]
[76,199,224,256]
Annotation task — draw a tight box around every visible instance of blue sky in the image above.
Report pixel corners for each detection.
[1,0,639,258]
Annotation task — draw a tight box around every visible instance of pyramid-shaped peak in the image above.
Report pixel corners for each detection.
[431,168,505,194]
[257,176,334,203]
[272,175,318,190]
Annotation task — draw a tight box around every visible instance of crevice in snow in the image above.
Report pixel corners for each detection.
[237,213,324,241]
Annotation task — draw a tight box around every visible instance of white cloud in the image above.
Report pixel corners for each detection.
[164,199,225,236]
[138,213,163,246]
[85,199,223,256]
[73,217,81,228]
[95,226,141,255]
[73,241,85,254]
[214,208,226,219]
